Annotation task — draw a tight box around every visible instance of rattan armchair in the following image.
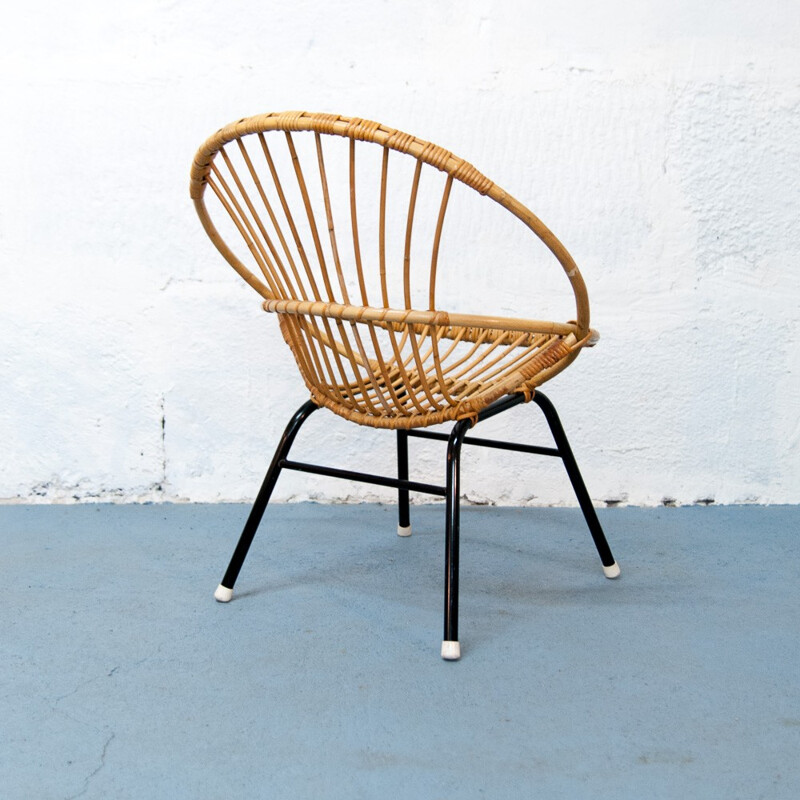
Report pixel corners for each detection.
[190,111,619,660]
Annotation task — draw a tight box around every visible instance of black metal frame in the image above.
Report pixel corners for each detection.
[216,390,617,655]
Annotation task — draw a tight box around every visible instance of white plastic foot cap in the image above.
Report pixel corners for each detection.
[603,562,621,579]
[397,524,412,537]
[441,640,461,661]
[214,584,233,602]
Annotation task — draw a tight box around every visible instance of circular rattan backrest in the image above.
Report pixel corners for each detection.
[190,111,590,338]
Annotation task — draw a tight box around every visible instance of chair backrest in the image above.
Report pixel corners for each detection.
[190,111,590,336]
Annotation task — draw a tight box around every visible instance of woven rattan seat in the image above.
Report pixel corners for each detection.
[191,112,619,660]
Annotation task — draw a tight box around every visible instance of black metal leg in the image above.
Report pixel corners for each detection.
[442,418,472,660]
[396,429,411,536]
[213,389,617,659]
[214,399,319,601]
[531,391,619,577]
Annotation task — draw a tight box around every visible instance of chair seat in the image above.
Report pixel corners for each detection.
[277,311,582,429]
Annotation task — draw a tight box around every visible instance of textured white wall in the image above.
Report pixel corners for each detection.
[1,0,798,506]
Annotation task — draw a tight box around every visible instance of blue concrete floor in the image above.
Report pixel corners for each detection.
[1,502,798,799]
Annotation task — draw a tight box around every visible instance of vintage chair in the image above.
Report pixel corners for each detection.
[190,111,619,660]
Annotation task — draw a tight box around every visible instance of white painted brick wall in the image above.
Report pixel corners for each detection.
[1,0,798,505]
